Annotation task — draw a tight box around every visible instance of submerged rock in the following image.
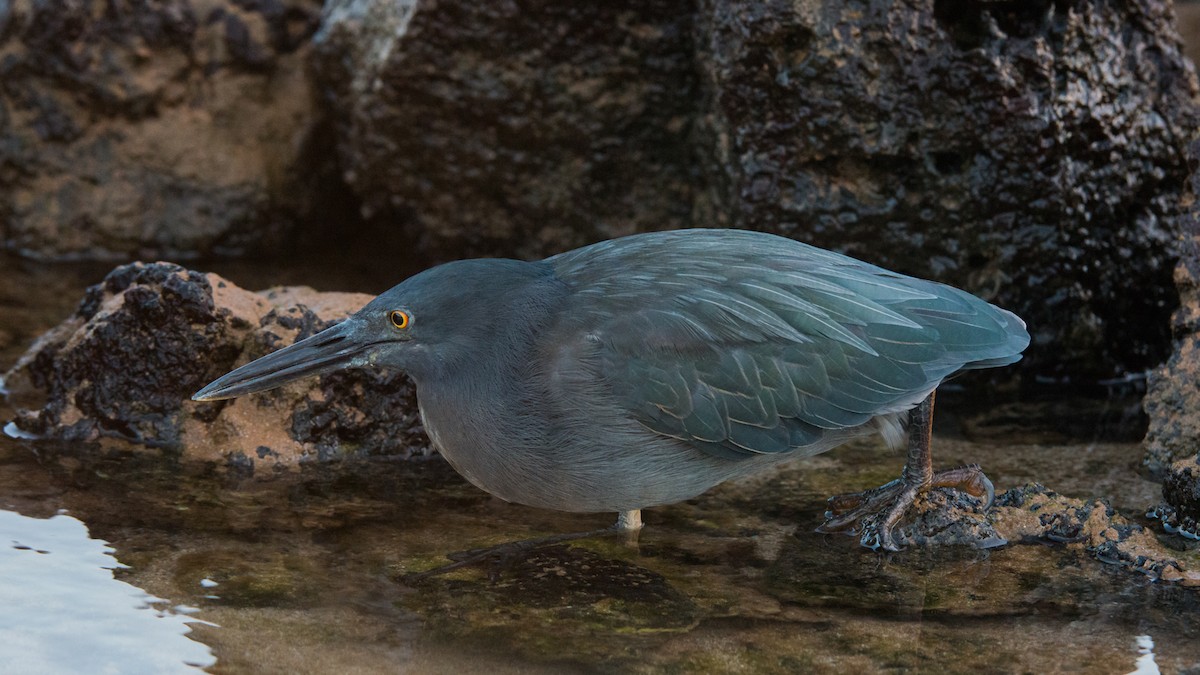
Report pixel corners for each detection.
[404,543,699,646]
[992,484,1200,585]
[1,262,427,470]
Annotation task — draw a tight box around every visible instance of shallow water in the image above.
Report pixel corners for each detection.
[1,254,1198,673]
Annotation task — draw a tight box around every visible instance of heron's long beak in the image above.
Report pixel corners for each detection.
[192,320,369,401]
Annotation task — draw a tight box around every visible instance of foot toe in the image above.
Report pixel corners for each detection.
[820,467,995,551]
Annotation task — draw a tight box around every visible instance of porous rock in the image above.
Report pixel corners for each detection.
[0,0,331,260]
[1144,135,1200,473]
[1,262,428,471]
[1144,260,1200,474]
[840,478,1200,578]
[1148,454,1200,540]
[311,0,1198,377]
[844,482,1200,584]
[309,0,698,259]
[884,488,1006,550]
[991,484,1199,585]
[695,0,1198,378]
[1142,134,1200,540]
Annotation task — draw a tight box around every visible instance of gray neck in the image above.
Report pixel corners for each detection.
[411,271,568,501]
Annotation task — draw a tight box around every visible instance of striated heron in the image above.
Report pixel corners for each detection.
[194,229,1029,553]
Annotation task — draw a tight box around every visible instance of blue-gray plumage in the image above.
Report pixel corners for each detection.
[194,229,1029,552]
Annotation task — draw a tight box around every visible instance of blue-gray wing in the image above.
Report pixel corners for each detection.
[546,229,1029,461]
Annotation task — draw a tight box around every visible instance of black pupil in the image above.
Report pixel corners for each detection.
[393,312,405,326]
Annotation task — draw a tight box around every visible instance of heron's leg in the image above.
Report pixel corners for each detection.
[404,510,643,583]
[816,391,994,551]
[615,509,644,546]
[616,509,643,532]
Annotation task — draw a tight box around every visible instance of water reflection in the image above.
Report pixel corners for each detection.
[0,509,216,673]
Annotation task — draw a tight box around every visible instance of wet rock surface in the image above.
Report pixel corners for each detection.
[405,544,702,663]
[1150,454,1200,541]
[1144,265,1200,485]
[1,262,426,468]
[0,0,331,260]
[1143,135,1200,541]
[4,262,240,446]
[1145,137,1200,473]
[878,488,1005,550]
[993,484,1200,585]
[311,0,1197,377]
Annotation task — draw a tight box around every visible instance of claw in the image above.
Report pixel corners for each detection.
[818,464,995,551]
[818,393,996,551]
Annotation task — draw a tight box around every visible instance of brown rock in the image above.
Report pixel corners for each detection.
[1145,134,1200,475]
[836,480,1200,581]
[0,0,331,260]
[992,484,1200,585]
[885,488,1006,550]
[1144,260,1200,472]
[2,262,428,471]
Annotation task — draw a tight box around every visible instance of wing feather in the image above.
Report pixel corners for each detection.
[547,229,1029,459]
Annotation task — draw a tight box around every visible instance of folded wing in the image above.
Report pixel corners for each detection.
[547,230,1029,461]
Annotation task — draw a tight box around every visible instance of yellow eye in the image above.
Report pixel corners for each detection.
[389,310,410,330]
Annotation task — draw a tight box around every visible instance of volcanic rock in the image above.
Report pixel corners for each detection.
[1,262,427,471]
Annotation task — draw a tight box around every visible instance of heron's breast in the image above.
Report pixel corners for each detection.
[416,400,488,489]
[416,395,549,505]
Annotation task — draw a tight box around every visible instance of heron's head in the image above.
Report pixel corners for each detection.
[192,258,558,402]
